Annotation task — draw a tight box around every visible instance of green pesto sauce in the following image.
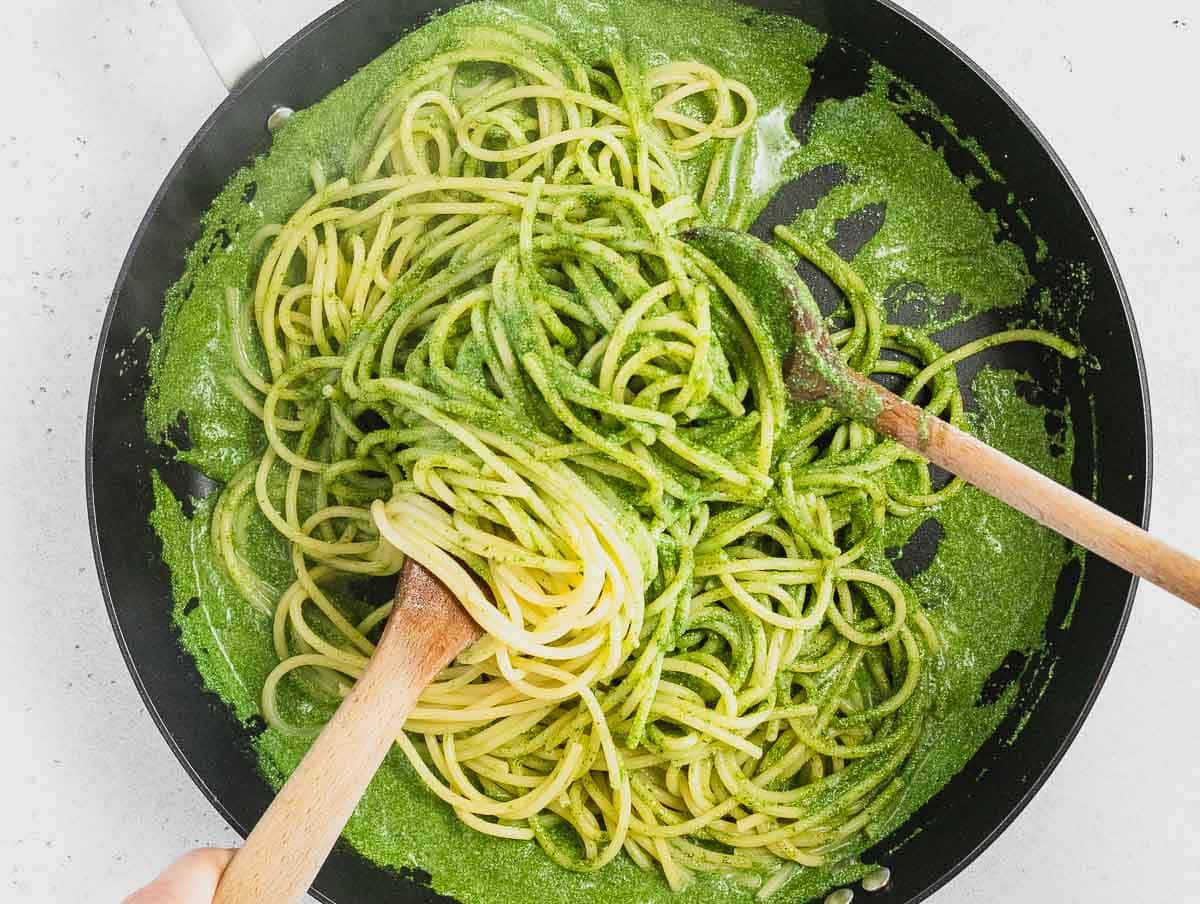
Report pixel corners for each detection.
[786,67,1034,330]
[146,2,1083,902]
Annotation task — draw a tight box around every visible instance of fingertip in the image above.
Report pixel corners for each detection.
[190,847,236,870]
[126,847,236,904]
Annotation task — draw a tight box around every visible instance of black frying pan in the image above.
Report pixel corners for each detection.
[86,1,1151,902]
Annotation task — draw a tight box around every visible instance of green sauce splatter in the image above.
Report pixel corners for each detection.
[146,2,1084,902]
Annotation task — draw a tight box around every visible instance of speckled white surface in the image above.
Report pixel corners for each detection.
[1,2,1197,902]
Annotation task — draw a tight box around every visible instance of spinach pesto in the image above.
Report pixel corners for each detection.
[146,1,1083,902]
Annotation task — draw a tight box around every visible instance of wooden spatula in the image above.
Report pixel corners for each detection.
[684,227,1200,608]
[212,557,483,904]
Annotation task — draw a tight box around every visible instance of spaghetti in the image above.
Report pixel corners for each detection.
[209,21,1072,896]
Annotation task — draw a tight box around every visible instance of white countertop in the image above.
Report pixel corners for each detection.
[2,1,1197,901]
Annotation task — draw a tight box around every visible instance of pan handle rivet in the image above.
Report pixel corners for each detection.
[267,106,295,133]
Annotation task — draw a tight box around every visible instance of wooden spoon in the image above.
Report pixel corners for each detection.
[213,557,483,904]
[684,227,1200,608]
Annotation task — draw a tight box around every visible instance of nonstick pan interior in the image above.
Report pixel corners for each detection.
[87,1,1149,902]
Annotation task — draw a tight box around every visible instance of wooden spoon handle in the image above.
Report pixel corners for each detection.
[859,374,1200,608]
[213,562,482,904]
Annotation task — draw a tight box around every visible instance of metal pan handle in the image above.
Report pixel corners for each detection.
[175,0,265,91]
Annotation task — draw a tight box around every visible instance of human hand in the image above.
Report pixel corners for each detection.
[121,848,234,904]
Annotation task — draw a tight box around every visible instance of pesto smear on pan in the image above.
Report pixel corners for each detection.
[146,1,1083,902]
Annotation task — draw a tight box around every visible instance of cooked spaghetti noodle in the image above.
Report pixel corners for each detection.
[209,21,1074,895]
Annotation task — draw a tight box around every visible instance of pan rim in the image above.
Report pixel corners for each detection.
[85,1,1151,902]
